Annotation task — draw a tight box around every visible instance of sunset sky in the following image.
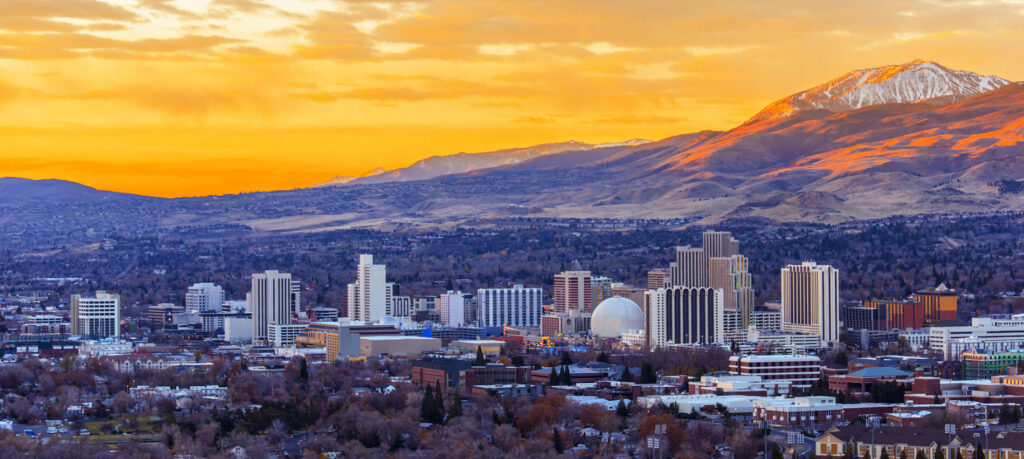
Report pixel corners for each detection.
[2,0,1024,197]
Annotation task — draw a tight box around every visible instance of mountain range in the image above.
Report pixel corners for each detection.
[4,59,1024,243]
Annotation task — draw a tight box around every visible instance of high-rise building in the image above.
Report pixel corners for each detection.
[185,283,225,313]
[915,284,958,323]
[290,279,302,315]
[703,231,740,258]
[553,270,592,314]
[647,268,671,290]
[478,284,543,328]
[346,254,389,323]
[671,246,708,288]
[644,286,723,348]
[437,291,466,326]
[591,276,613,307]
[251,270,293,344]
[669,231,754,326]
[781,262,840,346]
[70,291,121,340]
[709,255,755,325]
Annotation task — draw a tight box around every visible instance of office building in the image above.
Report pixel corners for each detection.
[269,323,309,348]
[185,283,225,313]
[222,300,247,313]
[540,310,591,337]
[728,354,822,390]
[70,291,121,340]
[149,303,184,329]
[478,284,543,328]
[346,254,389,323]
[781,262,840,346]
[916,284,958,323]
[251,270,293,344]
[752,311,782,330]
[708,255,755,325]
[437,290,466,326]
[553,270,592,313]
[199,311,251,333]
[645,286,723,348]
[930,316,1024,359]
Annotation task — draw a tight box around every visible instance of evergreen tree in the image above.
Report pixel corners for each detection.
[448,391,463,419]
[299,358,308,380]
[973,445,984,459]
[620,365,633,382]
[553,428,564,454]
[899,450,908,459]
[916,451,927,459]
[549,367,559,386]
[474,346,486,366]
[559,365,573,386]
[680,377,689,393]
[561,351,572,365]
[935,449,945,459]
[596,351,610,363]
[880,449,889,459]
[640,361,656,384]
[615,399,628,417]
[863,450,871,459]
[771,444,784,459]
[421,385,436,423]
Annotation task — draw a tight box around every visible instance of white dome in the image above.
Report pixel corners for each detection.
[590,297,644,338]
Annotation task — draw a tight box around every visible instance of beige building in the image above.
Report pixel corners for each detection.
[359,336,442,357]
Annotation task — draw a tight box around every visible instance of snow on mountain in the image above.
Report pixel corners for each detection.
[750,59,1010,121]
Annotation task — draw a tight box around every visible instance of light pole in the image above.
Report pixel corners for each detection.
[944,423,956,458]
[760,419,770,459]
[867,415,881,459]
[983,422,990,453]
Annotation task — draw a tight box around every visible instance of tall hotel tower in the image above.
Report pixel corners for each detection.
[346,254,389,323]
[781,262,840,346]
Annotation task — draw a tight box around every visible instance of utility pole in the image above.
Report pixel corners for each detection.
[867,415,881,459]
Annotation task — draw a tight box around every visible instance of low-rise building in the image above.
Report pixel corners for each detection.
[815,425,1024,459]
[729,354,822,390]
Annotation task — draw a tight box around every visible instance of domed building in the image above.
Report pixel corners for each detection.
[590,296,645,339]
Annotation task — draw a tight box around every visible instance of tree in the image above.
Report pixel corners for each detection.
[596,351,610,363]
[615,399,628,417]
[863,450,871,459]
[935,449,945,459]
[620,365,633,382]
[771,444,784,459]
[474,346,486,366]
[448,391,463,419]
[561,351,572,365]
[640,361,656,384]
[549,367,559,386]
[559,365,573,386]
[299,358,308,380]
[973,444,984,459]
[421,384,443,424]
[899,450,908,459]
[553,428,564,454]
[880,449,889,459]
[916,451,927,459]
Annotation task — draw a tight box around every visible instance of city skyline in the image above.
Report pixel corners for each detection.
[3,1,1024,196]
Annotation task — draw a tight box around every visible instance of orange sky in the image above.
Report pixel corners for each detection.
[2,0,1023,197]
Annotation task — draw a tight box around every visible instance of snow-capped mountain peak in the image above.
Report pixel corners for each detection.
[750,59,1010,121]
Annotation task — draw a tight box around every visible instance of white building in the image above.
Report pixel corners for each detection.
[185,283,225,313]
[781,262,839,346]
[251,270,293,344]
[644,286,724,348]
[729,354,822,390]
[390,295,412,319]
[478,284,543,328]
[222,300,247,313]
[437,291,466,326]
[79,340,134,357]
[930,317,1024,359]
[346,254,389,323]
[70,291,120,340]
[224,317,253,343]
[269,323,309,348]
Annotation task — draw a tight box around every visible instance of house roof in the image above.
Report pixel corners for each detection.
[821,426,1024,450]
[845,367,912,378]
